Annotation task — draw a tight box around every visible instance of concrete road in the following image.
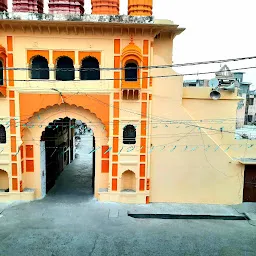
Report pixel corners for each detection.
[0,135,255,256]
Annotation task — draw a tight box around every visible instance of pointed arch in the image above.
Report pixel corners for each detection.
[0,169,9,191]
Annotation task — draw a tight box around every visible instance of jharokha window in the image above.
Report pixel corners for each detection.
[31,56,49,79]
[123,125,136,145]
[125,61,138,81]
[56,56,75,81]
[0,125,6,144]
[80,56,100,80]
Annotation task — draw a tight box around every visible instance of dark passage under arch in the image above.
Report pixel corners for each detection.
[0,125,6,144]
[123,124,136,145]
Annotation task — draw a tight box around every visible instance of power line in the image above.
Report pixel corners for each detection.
[1,55,256,71]
[2,65,256,84]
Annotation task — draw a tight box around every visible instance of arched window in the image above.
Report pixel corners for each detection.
[31,56,49,79]
[0,60,3,85]
[125,62,138,81]
[80,57,100,80]
[0,125,6,144]
[123,125,136,144]
[56,56,74,81]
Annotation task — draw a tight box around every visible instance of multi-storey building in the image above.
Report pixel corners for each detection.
[0,0,256,204]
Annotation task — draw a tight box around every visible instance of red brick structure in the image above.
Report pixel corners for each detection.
[0,0,7,12]
[12,0,44,13]
[48,0,84,15]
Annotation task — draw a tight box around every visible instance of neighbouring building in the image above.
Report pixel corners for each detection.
[0,0,256,204]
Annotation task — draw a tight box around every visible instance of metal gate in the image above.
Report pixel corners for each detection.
[243,165,256,202]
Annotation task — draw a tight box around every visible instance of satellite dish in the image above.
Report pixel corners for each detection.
[208,78,219,89]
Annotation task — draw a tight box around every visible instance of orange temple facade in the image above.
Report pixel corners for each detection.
[0,0,255,204]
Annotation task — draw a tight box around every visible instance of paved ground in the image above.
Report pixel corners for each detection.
[0,134,256,256]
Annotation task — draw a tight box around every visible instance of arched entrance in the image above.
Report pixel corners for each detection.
[22,104,108,200]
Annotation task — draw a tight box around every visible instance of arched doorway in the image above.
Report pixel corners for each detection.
[22,104,108,200]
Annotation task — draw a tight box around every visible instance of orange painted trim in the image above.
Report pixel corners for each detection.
[114,39,121,54]
[142,72,148,89]
[139,179,145,191]
[9,91,14,98]
[113,102,119,118]
[21,160,24,173]
[79,51,101,65]
[143,57,148,69]
[141,120,146,136]
[114,56,120,68]
[11,136,16,153]
[149,94,152,100]
[150,77,153,87]
[140,155,146,162]
[147,179,150,190]
[26,160,34,172]
[26,145,34,158]
[146,196,150,204]
[101,159,109,173]
[12,163,17,176]
[112,178,117,191]
[12,155,17,161]
[141,93,147,100]
[20,181,23,192]
[141,102,147,118]
[112,163,118,176]
[113,137,119,153]
[114,72,120,88]
[143,40,149,55]
[102,145,109,159]
[7,53,13,67]
[20,146,24,159]
[113,120,119,136]
[53,51,75,64]
[140,138,146,153]
[10,119,16,134]
[9,100,15,117]
[7,36,13,52]
[27,50,49,63]
[12,178,18,191]
[140,164,145,177]
[114,92,119,100]
[19,94,110,137]
[112,154,118,162]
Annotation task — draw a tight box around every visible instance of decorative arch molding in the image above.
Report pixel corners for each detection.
[27,50,49,64]
[0,44,7,64]
[121,37,143,89]
[53,51,75,64]
[79,51,101,65]
[19,93,110,137]
[25,103,108,145]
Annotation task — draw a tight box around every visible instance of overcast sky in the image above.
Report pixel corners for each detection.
[7,0,256,88]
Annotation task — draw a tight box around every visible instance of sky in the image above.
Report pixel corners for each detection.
[7,0,256,88]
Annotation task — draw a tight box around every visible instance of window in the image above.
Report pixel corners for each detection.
[31,56,49,79]
[0,61,3,85]
[123,125,136,144]
[80,57,100,80]
[0,125,6,143]
[125,62,138,81]
[56,56,74,81]
[122,89,139,100]
[249,98,254,106]
[248,115,253,123]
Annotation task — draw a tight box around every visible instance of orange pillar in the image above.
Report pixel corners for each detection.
[128,0,153,16]
[91,0,119,15]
